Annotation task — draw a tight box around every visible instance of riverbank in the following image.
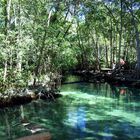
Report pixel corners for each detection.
[71,70,106,83]
[0,86,61,108]
[71,69,140,88]
[105,73,140,88]
[1,69,140,108]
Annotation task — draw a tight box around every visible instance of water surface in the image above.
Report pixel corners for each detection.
[0,82,140,140]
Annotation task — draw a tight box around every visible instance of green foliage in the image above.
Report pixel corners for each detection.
[0,0,139,89]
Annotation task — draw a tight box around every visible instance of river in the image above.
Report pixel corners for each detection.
[0,77,140,140]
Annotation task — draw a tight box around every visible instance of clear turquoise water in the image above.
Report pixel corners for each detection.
[0,82,140,140]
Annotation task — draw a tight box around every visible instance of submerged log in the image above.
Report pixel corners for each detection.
[16,132,51,140]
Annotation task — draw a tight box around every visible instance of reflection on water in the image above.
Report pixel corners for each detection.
[67,106,86,139]
[0,82,140,140]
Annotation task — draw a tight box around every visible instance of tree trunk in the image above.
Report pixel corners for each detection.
[95,33,100,71]
[3,61,7,82]
[33,8,52,85]
[110,20,113,67]
[112,28,116,63]
[16,0,22,76]
[118,0,123,61]
[125,1,140,78]
[134,28,140,78]
[104,38,109,67]
[3,0,12,82]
